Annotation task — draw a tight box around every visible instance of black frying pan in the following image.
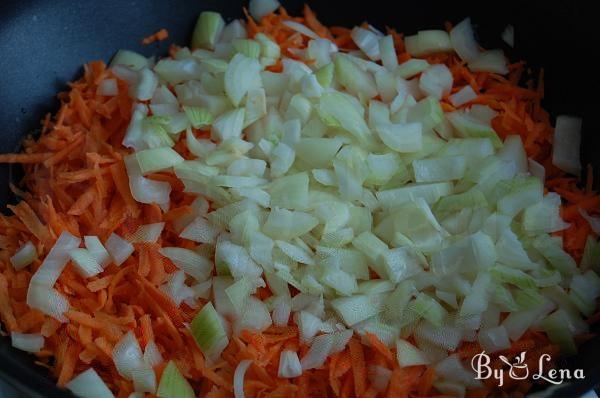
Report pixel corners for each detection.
[0,1,599,397]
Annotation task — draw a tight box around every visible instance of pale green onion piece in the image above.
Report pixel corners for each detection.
[395,59,429,79]
[124,153,171,208]
[532,234,578,275]
[110,49,148,70]
[183,106,212,129]
[66,368,115,398]
[469,50,509,74]
[315,63,334,88]
[540,310,577,355]
[581,236,600,272]
[318,92,372,144]
[225,276,254,314]
[490,265,536,289]
[156,361,195,398]
[10,241,37,270]
[192,11,225,50]
[191,302,229,363]
[105,233,134,266]
[232,38,260,58]
[522,193,569,233]
[334,54,378,99]
[135,147,184,175]
[405,30,452,56]
[447,109,501,147]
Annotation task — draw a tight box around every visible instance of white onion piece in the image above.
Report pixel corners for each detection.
[30,231,80,287]
[11,332,44,353]
[552,115,582,176]
[97,78,119,96]
[278,350,302,378]
[449,85,477,107]
[66,368,115,398]
[283,21,319,39]
[249,0,280,21]
[450,18,481,62]
[233,359,253,398]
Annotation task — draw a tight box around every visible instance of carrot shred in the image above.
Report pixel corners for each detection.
[142,28,169,45]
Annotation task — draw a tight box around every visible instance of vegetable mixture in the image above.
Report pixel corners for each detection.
[1,1,599,397]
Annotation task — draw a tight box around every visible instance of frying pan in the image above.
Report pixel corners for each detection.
[0,0,599,396]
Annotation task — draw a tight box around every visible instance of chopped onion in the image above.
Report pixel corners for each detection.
[26,283,70,322]
[351,27,381,60]
[110,49,148,70]
[419,64,453,100]
[143,340,164,368]
[395,339,429,367]
[11,332,44,353]
[502,25,515,47]
[105,233,134,266]
[449,18,481,62]
[191,302,229,364]
[10,241,37,270]
[552,115,582,176]
[30,231,80,287]
[278,350,302,378]
[283,20,319,39]
[84,236,111,268]
[449,85,477,107]
[192,11,225,50]
[159,247,212,281]
[249,0,280,21]
[112,331,146,380]
[156,361,195,398]
[69,248,104,278]
[66,368,115,398]
[234,359,253,398]
[405,30,452,56]
[97,78,119,96]
[468,50,508,74]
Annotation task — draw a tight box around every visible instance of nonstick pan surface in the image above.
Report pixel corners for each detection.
[0,1,598,396]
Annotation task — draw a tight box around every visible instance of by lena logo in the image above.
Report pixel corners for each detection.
[471,351,585,387]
